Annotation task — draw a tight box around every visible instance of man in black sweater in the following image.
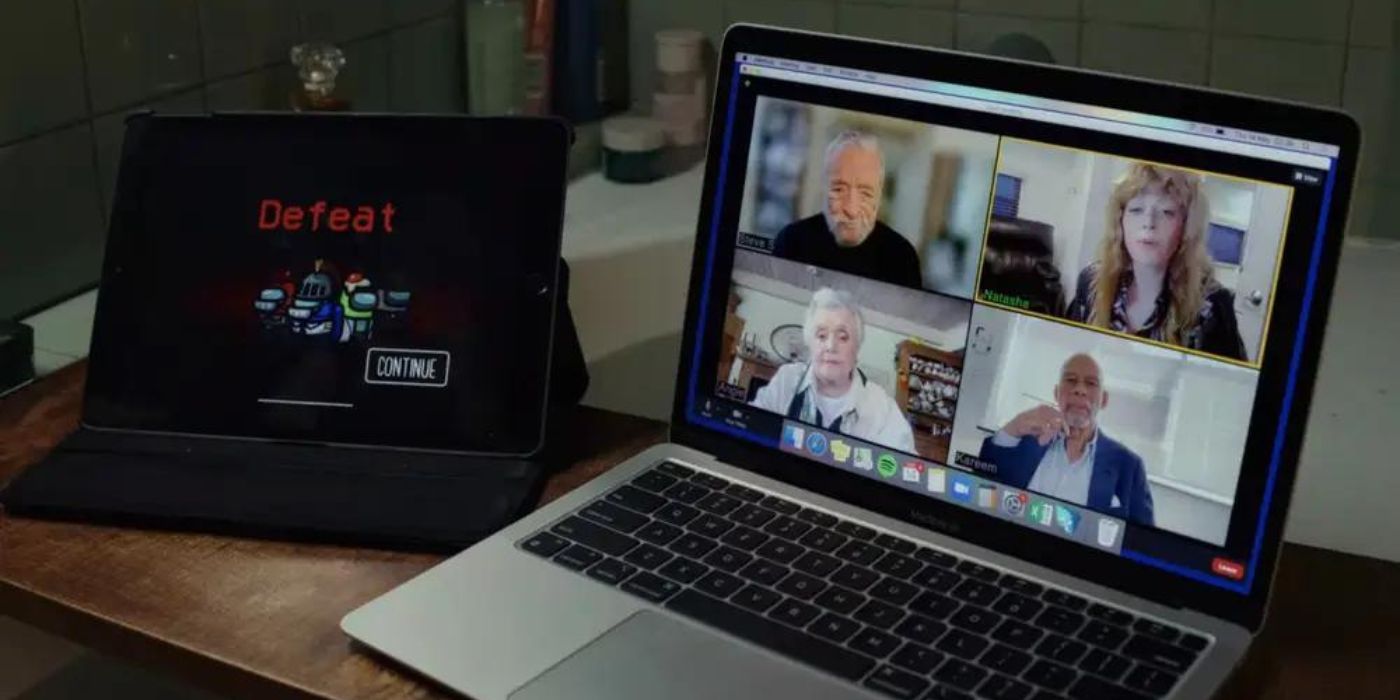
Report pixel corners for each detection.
[771,131,923,289]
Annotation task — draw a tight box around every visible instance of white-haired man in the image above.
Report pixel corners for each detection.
[772,131,922,289]
[751,288,915,452]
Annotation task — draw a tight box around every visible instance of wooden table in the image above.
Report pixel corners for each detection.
[2,364,1397,699]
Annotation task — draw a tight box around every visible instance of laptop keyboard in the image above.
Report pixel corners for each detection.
[518,463,1211,700]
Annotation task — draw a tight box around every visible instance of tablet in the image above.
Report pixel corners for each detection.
[84,114,570,456]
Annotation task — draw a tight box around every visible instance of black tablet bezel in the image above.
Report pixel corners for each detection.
[671,24,1358,631]
[84,113,571,459]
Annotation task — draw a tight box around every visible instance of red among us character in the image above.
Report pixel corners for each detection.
[252,269,297,327]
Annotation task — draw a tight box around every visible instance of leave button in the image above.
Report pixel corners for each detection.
[364,348,451,388]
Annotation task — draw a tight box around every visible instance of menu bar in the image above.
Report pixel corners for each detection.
[736,53,1338,169]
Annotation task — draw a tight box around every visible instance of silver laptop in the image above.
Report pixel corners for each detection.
[343,24,1357,700]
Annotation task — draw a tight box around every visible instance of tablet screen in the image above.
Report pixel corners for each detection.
[85,115,569,455]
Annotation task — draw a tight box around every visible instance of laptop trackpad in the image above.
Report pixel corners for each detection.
[509,611,863,700]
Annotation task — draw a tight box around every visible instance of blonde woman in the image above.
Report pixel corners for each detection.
[1066,163,1246,360]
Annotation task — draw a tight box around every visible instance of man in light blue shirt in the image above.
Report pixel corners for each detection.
[979,353,1154,525]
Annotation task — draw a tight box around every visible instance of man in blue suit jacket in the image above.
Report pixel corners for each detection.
[978,353,1155,526]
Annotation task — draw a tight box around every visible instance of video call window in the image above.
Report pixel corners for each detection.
[735,96,1000,299]
[717,250,973,465]
[975,138,1293,366]
[949,305,1257,546]
[708,78,1310,558]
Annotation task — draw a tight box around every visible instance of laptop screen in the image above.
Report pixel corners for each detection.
[86,115,567,455]
[684,52,1343,594]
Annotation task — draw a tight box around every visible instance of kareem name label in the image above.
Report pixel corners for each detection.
[258,198,397,233]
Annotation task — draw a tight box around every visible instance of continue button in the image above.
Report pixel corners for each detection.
[365,348,451,388]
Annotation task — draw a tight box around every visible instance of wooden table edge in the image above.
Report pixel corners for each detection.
[0,364,667,699]
[0,568,337,700]
[5,364,1400,698]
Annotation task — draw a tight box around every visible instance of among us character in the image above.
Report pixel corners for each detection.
[255,260,411,342]
[252,269,296,328]
[378,288,411,318]
[339,272,376,341]
[336,272,413,341]
[285,260,342,338]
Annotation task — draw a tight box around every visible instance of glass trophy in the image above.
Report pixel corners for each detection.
[290,42,349,111]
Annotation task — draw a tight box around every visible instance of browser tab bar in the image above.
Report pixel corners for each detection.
[735,53,1339,165]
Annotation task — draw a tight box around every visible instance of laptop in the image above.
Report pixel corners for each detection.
[342,25,1357,700]
[1,114,578,548]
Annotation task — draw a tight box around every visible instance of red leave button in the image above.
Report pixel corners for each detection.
[1211,558,1245,580]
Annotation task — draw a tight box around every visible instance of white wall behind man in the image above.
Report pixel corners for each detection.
[949,306,1245,545]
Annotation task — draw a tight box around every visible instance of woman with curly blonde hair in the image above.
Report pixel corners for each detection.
[1066,162,1246,360]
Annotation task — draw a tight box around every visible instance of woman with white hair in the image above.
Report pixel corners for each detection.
[751,288,915,452]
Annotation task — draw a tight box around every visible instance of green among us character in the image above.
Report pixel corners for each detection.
[339,272,377,342]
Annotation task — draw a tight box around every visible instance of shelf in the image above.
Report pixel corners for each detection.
[910,385,959,397]
[909,369,962,384]
[909,387,959,402]
[898,340,963,439]
[907,409,955,423]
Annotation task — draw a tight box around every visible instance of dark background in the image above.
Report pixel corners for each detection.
[85,115,566,455]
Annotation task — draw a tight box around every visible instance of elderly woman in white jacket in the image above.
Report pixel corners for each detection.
[751,287,915,453]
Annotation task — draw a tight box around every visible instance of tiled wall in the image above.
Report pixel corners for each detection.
[0,0,463,320]
[629,0,1400,240]
[5,1,1396,319]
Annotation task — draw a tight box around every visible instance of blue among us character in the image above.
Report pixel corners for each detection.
[285,261,342,338]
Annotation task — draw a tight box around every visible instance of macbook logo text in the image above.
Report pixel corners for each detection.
[907,509,961,536]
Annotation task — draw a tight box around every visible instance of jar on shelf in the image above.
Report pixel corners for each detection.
[289,43,348,111]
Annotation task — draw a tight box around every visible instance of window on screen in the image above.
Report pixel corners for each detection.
[1207,223,1246,266]
[993,173,1022,218]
